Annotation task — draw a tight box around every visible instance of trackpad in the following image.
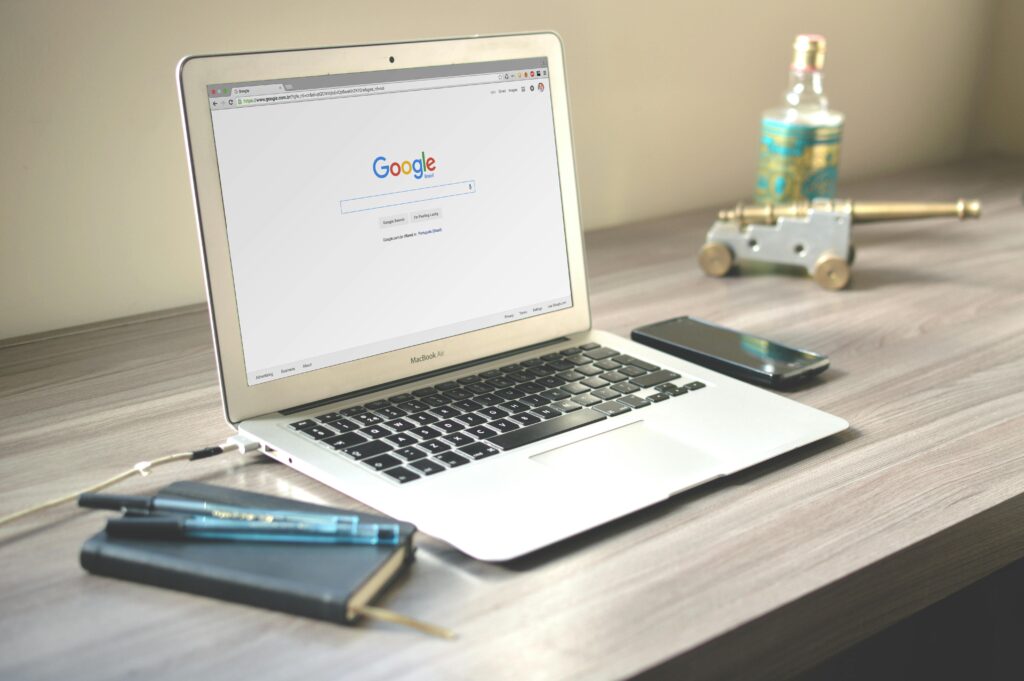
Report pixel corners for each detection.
[530,422,722,494]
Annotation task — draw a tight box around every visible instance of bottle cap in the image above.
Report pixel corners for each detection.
[791,34,826,71]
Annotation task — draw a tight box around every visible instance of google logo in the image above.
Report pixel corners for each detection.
[373,152,437,180]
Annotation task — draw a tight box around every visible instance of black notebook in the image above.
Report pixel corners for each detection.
[80,481,416,625]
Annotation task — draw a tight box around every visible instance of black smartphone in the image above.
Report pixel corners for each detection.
[631,316,829,388]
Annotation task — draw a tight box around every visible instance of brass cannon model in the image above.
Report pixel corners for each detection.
[698,199,982,290]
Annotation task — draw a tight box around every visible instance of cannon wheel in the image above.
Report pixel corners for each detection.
[812,251,851,290]
[698,242,734,277]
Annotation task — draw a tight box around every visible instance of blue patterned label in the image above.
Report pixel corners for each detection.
[755,119,842,203]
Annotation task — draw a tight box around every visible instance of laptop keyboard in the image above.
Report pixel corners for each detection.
[287,343,705,484]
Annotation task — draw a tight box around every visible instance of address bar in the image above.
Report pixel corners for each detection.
[234,73,506,108]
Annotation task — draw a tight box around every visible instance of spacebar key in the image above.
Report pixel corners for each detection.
[488,409,606,451]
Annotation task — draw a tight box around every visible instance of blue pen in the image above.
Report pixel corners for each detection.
[105,516,402,545]
[79,493,359,529]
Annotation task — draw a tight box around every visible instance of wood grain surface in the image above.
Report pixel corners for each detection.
[1,158,1022,681]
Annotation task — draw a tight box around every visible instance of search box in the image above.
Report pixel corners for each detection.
[340,180,476,214]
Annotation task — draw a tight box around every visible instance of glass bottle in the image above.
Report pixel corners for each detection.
[754,34,844,204]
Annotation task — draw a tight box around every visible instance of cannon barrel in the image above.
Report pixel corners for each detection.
[718,199,982,225]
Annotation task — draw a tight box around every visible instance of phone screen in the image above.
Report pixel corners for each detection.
[640,317,824,375]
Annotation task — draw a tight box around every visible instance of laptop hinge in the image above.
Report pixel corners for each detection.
[280,337,571,416]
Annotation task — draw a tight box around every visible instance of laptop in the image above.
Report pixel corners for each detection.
[177,33,848,561]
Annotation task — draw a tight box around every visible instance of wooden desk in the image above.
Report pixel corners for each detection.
[2,158,1022,680]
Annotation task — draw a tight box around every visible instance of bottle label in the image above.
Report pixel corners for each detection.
[755,119,842,203]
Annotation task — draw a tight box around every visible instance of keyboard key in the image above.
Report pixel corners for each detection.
[600,371,628,384]
[486,377,516,390]
[323,432,369,449]
[517,381,546,393]
[479,369,503,379]
[618,356,660,372]
[340,406,366,416]
[546,360,574,372]
[618,365,647,378]
[435,451,471,468]
[314,413,342,424]
[435,419,465,433]
[500,400,531,414]
[383,466,420,483]
[435,381,459,391]
[410,459,446,475]
[408,411,438,425]
[384,418,415,432]
[467,425,499,439]
[540,352,561,362]
[539,388,572,401]
[531,406,562,420]
[499,363,521,373]
[521,358,544,367]
[421,394,452,407]
[432,405,461,419]
[593,401,631,416]
[385,433,418,448]
[453,398,483,412]
[412,387,438,397]
[419,439,451,454]
[352,413,383,426]
[647,392,670,403]
[300,425,334,440]
[656,383,688,396]
[583,347,619,360]
[393,446,428,461]
[489,418,520,433]
[534,375,565,388]
[591,387,621,401]
[474,393,504,407]
[440,432,471,448]
[575,364,604,376]
[685,381,706,391]
[551,399,582,412]
[557,370,585,382]
[582,376,609,389]
[509,412,542,426]
[457,375,483,384]
[361,424,392,439]
[617,395,650,409]
[489,409,606,450]
[560,347,584,355]
[362,454,402,471]
[507,371,535,383]
[495,387,526,401]
[579,342,600,350]
[322,417,360,433]
[411,425,442,440]
[571,393,602,407]
[630,370,682,389]
[613,382,640,395]
[366,400,389,410]
[520,394,549,408]
[561,382,591,395]
[594,359,620,372]
[444,388,475,401]
[527,366,555,378]
[375,405,407,420]
[454,412,487,427]
[389,393,414,403]
[460,443,500,460]
[465,383,493,395]
[566,355,594,366]
[400,399,429,413]
[479,406,509,420]
[346,440,392,459]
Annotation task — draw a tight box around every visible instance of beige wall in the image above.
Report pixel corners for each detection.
[0,0,1013,340]
[977,0,1024,154]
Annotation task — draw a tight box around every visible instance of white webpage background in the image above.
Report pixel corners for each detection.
[210,78,571,382]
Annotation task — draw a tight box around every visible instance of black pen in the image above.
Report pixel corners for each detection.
[105,516,401,545]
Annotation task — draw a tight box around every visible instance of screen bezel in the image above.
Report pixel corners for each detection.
[178,34,590,424]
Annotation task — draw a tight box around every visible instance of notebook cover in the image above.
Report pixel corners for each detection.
[79,482,416,624]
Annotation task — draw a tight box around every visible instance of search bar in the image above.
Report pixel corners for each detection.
[339,180,476,214]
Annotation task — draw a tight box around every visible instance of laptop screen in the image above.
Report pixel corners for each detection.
[206,58,573,386]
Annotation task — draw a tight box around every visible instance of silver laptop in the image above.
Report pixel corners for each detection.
[178,33,847,561]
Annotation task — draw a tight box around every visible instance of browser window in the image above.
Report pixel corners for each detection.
[207,58,572,385]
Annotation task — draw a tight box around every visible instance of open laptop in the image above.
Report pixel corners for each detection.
[177,33,848,561]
